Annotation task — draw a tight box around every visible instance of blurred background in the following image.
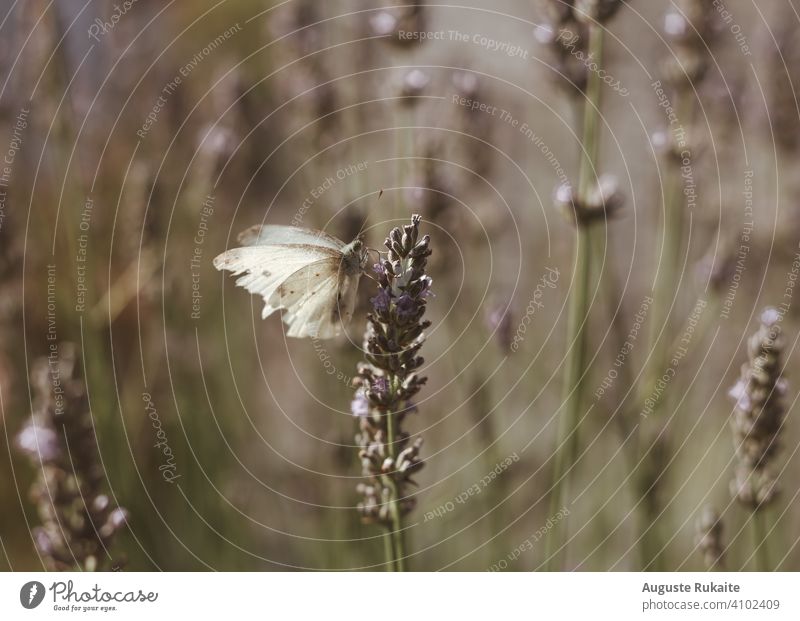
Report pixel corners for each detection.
[0,0,799,571]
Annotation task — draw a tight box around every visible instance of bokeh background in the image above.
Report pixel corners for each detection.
[1,0,799,571]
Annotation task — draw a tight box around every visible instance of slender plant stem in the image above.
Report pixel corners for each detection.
[641,171,682,402]
[545,22,605,571]
[546,225,592,570]
[642,87,694,395]
[575,22,653,572]
[383,532,396,572]
[751,511,771,572]
[636,85,696,572]
[636,469,663,570]
[385,408,407,571]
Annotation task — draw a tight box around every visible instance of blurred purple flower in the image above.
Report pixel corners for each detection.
[370,288,391,313]
[33,528,54,556]
[372,377,389,398]
[350,391,370,418]
[396,294,416,320]
[15,420,61,462]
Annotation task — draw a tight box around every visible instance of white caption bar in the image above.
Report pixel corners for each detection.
[1,572,797,620]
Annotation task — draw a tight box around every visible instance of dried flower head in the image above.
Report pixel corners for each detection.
[534,1,590,92]
[15,344,128,571]
[729,308,788,510]
[651,129,692,163]
[354,215,431,526]
[398,68,431,102]
[661,0,719,88]
[695,506,725,570]
[554,174,624,225]
[369,2,426,46]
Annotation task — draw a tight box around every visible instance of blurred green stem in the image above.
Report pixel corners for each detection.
[642,87,694,398]
[752,511,770,572]
[546,22,604,571]
[383,532,395,572]
[636,85,695,572]
[546,224,592,571]
[385,408,407,572]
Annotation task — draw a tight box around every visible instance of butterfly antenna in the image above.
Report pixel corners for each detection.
[356,189,384,238]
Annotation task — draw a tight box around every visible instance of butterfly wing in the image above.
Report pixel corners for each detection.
[213,244,340,320]
[236,224,345,252]
[276,259,362,339]
[335,269,363,329]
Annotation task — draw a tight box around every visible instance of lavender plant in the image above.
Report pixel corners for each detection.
[369,1,426,46]
[16,344,128,571]
[543,0,625,571]
[694,506,725,570]
[353,215,431,571]
[729,308,788,570]
[646,0,719,389]
[634,0,720,571]
[534,0,589,95]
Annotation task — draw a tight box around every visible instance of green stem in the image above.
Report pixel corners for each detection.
[642,170,681,400]
[636,84,695,573]
[546,225,592,570]
[635,463,664,570]
[545,22,605,571]
[383,531,396,572]
[643,86,694,396]
[385,409,407,571]
[751,511,771,572]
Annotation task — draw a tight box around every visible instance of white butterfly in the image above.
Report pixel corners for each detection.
[214,224,369,339]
